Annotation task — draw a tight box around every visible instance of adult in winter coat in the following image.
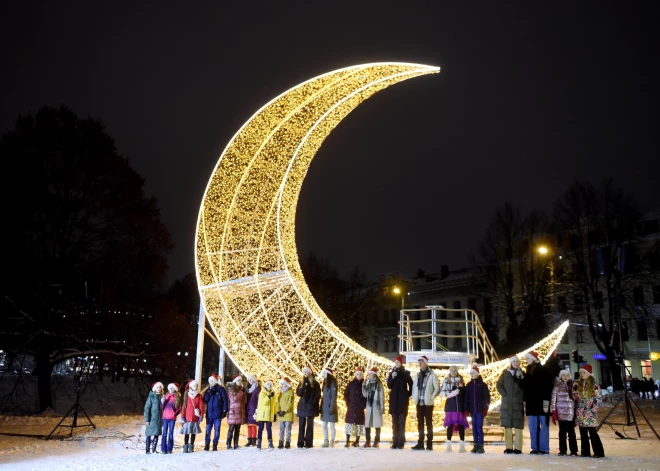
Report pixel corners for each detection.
[203,373,228,451]
[256,380,277,449]
[296,365,321,448]
[386,355,413,449]
[362,366,385,448]
[161,382,181,454]
[344,367,366,448]
[464,365,491,454]
[320,368,339,448]
[226,375,247,450]
[573,364,604,458]
[497,355,525,454]
[180,380,204,453]
[144,382,164,454]
[411,356,440,451]
[276,377,294,449]
[441,365,469,452]
[521,351,554,455]
[245,373,261,447]
[550,369,577,456]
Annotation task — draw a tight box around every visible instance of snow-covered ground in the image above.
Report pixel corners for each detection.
[2,399,660,471]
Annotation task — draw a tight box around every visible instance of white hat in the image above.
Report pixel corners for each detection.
[508,355,520,365]
[470,364,480,376]
[208,374,219,386]
[247,373,258,383]
[264,380,273,390]
[558,369,571,380]
[302,365,312,375]
[151,381,164,392]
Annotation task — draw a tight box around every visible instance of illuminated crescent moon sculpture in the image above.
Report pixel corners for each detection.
[195,63,569,430]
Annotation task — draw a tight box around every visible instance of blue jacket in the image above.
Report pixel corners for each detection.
[464,377,490,415]
[204,385,228,420]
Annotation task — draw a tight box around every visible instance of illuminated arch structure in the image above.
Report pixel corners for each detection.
[195,63,569,432]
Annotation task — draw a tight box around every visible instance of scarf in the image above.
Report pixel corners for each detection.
[417,369,430,404]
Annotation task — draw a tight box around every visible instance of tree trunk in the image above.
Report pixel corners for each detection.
[35,353,54,412]
[606,348,624,391]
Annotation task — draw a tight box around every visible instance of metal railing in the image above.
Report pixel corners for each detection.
[399,306,500,365]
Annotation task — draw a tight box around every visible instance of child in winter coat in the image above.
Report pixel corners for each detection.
[464,365,490,454]
[276,377,294,449]
[144,382,164,454]
[226,375,247,450]
[245,373,260,447]
[320,368,339,448]
[296,365,321,448]
[180,379,204,453]
[203,373,228,451]
[441,365,469,452]
[362,366,385,448]
[256,380,277,449]
[344,367,366,448]
[161,382,181,454]
[573,365,604,458]
[550,369,578,456]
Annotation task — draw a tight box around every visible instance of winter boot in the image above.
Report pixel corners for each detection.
[352,438,360,447]
[212,443,218,451]
[458,441,466,453]
[285,441,291,449]
[189,442,195,453]
[152,437,158,454]
[257,439,262,449]
[476,444,485,454]
[322,439,329,448]
[373,441,379,448]
[426,442,433,451]
[344,435,351,448]
[183,443,189,453]
[278,440,284,449]
[233,437,240,450]
[471,443,478,453]
[330,440,335,448]
[445,440,452,452]
[245,437,253,447]
[268,439,274,449]
[412,441,425,451]
[363,440,371,448]
[204,441,210,451]
[145,436,151,454]
[226,426,234,449]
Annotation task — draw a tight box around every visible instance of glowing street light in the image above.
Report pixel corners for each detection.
[392,286,404,309]
[538,246,549,255]
[392,287,401,295]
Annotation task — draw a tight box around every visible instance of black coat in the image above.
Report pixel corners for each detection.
[296,376,321,418]
[386,367,413,415]
[344,378,366,424]
[521,362,553,416]
[464,377,490,415]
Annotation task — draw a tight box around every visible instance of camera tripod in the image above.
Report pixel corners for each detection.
[48,373,95,439]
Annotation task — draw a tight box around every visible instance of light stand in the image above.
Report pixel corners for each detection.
[597,266,659,441]
[47,369,95,439]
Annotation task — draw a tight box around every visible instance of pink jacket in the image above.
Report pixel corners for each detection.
[550,381,575,422]
[227,387,247,425]
[161,392,181,421]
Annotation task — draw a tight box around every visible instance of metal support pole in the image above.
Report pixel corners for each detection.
[431,309,436,353]
[218,347,225,384]
[195,302,205,386]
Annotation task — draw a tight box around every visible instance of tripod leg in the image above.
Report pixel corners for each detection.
[597,396,623,432]
[628,395,660,441]
[624,395,641,437]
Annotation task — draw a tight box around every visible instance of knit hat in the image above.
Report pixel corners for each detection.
[208,374,219,386]
[580,364,593,376]
[168,382,179,392]
[302,365,313,375]
[354,367,364,373]
[418,355,429,364]
[394,355,404,365]
[152,381,164,392]
[508,354,519,365]
[368,366,379,375]
[558,369,571,380]
[233,374,243,384]
[525,351,540,364]
[470,364,480,376]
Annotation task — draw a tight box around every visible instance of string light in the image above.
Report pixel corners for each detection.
[194,62,568,433]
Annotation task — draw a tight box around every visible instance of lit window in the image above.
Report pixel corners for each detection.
[641,360,651,377]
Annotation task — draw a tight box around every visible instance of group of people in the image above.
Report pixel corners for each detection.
[630,377,658,400]
[141,351,605,457]
[498,352,605,458]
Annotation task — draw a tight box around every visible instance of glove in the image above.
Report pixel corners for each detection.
[161,397,165,404]
[542,400,550,414]
[194,408,201,417]
[482,409,488,417]
[253,412,257,420]
[392,371,398,378]
[551,410,558,425]
[268,392,275,398]
[278,411,285,417]
[464,410,470,417]
[515,369,523,379]
[221,411,227,419]
[181,417,186,424]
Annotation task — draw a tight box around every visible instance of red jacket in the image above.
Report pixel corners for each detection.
[181,391,204,422]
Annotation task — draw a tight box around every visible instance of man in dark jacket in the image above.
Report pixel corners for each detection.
[203,373,228,451]
[521,351,553,455]
[386,355,413,449]
[296,365,321,448]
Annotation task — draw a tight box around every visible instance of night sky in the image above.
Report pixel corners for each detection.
[2,2,659,285]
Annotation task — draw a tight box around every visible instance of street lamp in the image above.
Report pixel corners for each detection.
[538,246,549,255]
[392,286,404,310]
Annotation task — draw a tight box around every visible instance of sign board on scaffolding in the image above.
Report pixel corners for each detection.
[406,352,474,368]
